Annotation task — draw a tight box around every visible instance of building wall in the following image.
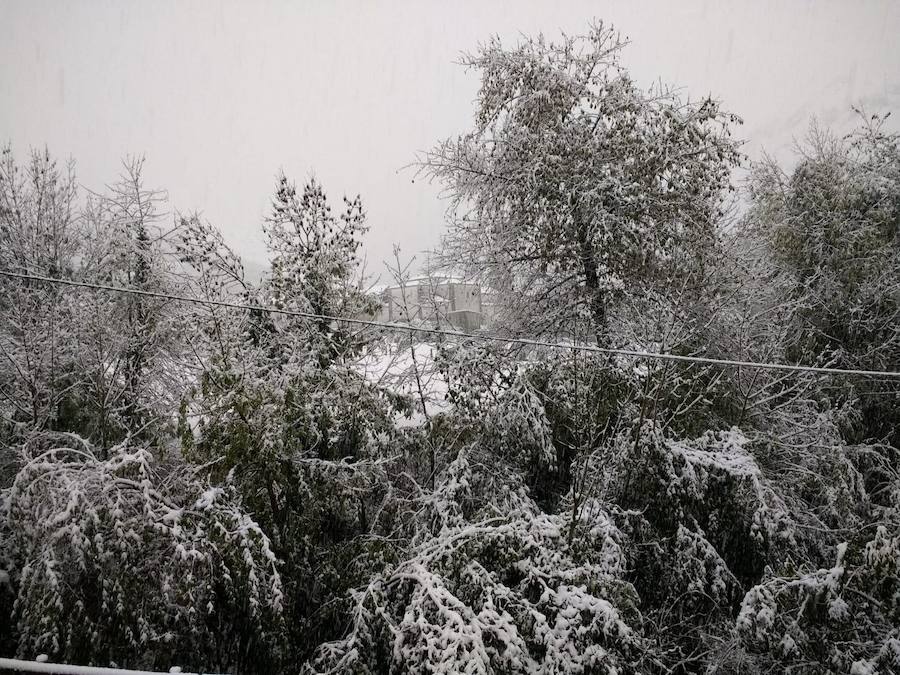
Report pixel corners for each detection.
[376,279,485,329]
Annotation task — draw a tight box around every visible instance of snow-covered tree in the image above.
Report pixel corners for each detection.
[175,177,408,657]
[264,174,378,360]
[0,146,82,441]
[74,157,184,451]
[745,114,900,447]
[1,432,283,672]
[3,26,899,674]
[0,148,184,453]
[420,22,742,343]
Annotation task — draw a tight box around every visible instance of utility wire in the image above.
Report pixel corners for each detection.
[2,269,899,379]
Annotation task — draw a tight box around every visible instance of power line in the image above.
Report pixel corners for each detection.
[2,269,899,379]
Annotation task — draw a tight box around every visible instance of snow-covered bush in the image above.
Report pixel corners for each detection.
[439,345,639,510]
[556,422,796,667]
[737,529,900,673]
[307,446,645,675]
[598,424,795,586]
[480,377,556,471]
[1,433,283,672]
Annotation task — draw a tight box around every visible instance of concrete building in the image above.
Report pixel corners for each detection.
[375,277,487,331]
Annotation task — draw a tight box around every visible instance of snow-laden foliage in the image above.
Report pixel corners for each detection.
[746,114,900,447]
[307,446,645,675]
[174,176,411,658]
[74,157,186,448]
[0,148,184,451]
[0,147,83,441]
[485,377,556,471]
[0,433,283,672]
[264,174,379,359]
[737,529,900,673]
[581,425,791,645]
[420,22,742,342]
[437,344,638,507]
[2,23,899,675]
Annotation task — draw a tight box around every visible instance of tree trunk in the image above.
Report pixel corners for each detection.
[577,218,608,346]
[124,223,150,437]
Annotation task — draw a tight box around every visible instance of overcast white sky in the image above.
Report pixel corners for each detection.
[2,1,899,277]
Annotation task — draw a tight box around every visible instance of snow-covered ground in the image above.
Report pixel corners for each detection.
[354,340,449,425]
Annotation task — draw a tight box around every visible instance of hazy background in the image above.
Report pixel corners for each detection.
[2,0,899,279]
